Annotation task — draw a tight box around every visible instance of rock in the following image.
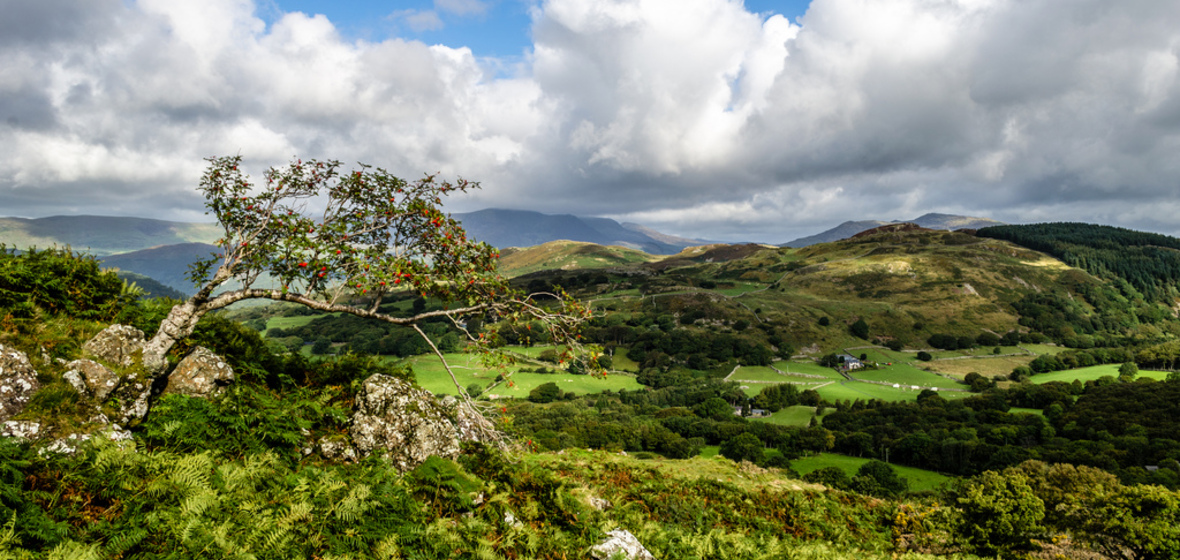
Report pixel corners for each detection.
[349,374,460,471]
[83,324,145,367]
[317,435,358,462]
[589,529,656,560]
[0,344,39,422]
[63,359,121,401]
[441,395,495,443]
[2,420,41,439]
[164,347,234,398]
[110,379,152,426]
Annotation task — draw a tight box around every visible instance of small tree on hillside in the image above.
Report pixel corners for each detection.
[140,156,592,434]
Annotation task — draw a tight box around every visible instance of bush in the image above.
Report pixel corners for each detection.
[916,351,932,361]
[720,432,765,464]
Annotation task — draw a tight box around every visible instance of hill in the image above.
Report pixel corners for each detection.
[496,240,661,277]
[98,242,219,295]
[0,215,220,256]
[782,213,1003,247]
[452,208,701,254]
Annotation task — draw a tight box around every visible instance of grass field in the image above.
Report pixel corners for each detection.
[751,405,828,427]
[729,366,792,382]
[789,453,952,493]
[1020,344,1067,355]
[851,363,964,389]
[816,380,969,403]
[400,353,642,398]
[1030,364,1169,384]
[1009,407,1044,416]
[265,314,328,331]
[927,355,1036,379]
[773,361,845,379]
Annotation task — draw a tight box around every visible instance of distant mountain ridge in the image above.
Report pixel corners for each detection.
[452,209,704,254]
[782,213,1003,247]
[0,215,221,256]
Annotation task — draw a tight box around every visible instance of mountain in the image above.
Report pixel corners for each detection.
[452,209,701,254]
[99,242,219,295]
[781,213,1003,248]
[0,215,221,256]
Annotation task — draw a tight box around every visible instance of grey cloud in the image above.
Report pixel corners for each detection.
[2,0,1180,243]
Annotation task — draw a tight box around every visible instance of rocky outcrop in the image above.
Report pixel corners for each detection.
[164,346,234,398]
[62,359,121,401]
[83,324,145,367]
[0,344,39,422]
[590,529,655,560]
[350,374,461,471]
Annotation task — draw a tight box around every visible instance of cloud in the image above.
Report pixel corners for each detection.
[435,0,491,17]
[1,0,1179,244]
[394,9,446,32]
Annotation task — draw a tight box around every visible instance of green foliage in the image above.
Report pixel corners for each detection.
[0,246,133,321]
[138,385,345,459]
[853,460,909,498]
[954,471,1044,557]
[720,432,765,464]
[850,318,869,339]
[528,381,563,403]
[1119,361,1139,381]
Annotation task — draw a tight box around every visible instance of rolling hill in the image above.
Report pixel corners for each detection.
[782,213,1004,247]
[0,215,221,256]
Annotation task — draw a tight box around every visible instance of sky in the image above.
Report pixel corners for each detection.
[2,0,1179,244]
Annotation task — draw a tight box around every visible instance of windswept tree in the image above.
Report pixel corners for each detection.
[140,156,592,425]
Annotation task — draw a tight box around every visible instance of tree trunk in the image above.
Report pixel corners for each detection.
[142,299,206,375]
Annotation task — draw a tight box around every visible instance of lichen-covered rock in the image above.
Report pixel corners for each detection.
[589,529,656,560]
[317,435,358,462]
[83,324,145,367]
[0,344,39,422]
[107,371,154,426]
[350,374,460,471]
[164,346,234,398]
[63,359,122,401]
[2,420,41,439]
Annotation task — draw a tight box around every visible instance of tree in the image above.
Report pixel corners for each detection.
[528,382,563,403]
[1119,361,1139,382]
[850,318,869,339]
[955,471,1045,557]
[136,156,591,429]
[720,432,765,464]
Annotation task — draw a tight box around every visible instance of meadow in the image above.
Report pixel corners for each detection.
[400,352,643,398]
[789,453,953,493]
[1030,364,1169,384]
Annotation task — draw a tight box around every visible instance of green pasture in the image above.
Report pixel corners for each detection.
[265,313,327,331]
[1020,344,1067,355]
[729,366,791,382]
[715,282,767,297]
[609,353,641,372]
[773,361,845,379]
[1031,364,1168,385]
[789,453,952,493]
[401,353,642,398]
[851,363,964,389]
[738,381,828,398]
[752,405,828,427]
[816,380,969,404]
[1008,407,1044,416]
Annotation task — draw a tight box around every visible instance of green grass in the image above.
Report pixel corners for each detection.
[790,453,952,493]
[816,380,970,403]
[1009,407,1044,416]
[851,363,965,389]
[609,353,641,372]
[1030,364,1169,384]
[699,445,720,458]
[265,313,327,331]
[752,405,824,427]
[773,361,845,379]
[401,353,642,398]
[714,282,767,296]
[1021,343,1068,355]
[729,365,791,382]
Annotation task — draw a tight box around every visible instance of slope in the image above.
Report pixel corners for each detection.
[0,215,221,256]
